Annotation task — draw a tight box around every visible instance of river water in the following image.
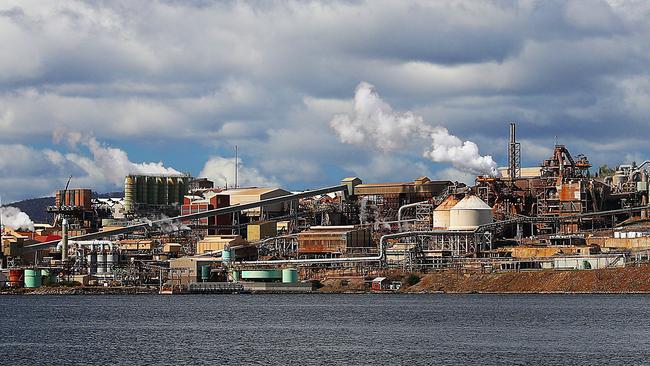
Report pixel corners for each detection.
[1,294,649,365]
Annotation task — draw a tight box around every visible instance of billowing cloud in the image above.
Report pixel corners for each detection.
[199,156,279,189]
[0,135,181,202]
[331,82,498,176]
[1,0,650,200]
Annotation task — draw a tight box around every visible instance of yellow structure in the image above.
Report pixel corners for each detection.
[247,221,277,242]
[509,245,591,258]
[196,235,246,254]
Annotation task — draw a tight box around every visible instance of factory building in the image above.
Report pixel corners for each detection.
[352,177,458,222]
[297,226,373,255]
[180,191,232,235]
[221,187,292,220]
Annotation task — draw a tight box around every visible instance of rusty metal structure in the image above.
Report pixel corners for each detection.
[351,177,460,225]
[476,126,625,235]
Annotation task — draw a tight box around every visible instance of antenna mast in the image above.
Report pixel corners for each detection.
[234,145,238,189]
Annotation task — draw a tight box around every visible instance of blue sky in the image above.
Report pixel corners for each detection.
[1,0,650,202]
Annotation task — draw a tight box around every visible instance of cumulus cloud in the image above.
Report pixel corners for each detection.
[331,82,498,176]
[0,134,181,202]
[1,0,650,199]
[199,156,279,189]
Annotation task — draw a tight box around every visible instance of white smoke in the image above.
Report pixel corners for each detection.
[1,206,35,231]
[330,82,499,176]
[143,215,190,233]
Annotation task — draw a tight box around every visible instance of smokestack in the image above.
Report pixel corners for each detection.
[234,145,238,189]
[62,218,69,261]
[508,122,521,180]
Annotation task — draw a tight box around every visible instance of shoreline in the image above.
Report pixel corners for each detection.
[3,265,650,295]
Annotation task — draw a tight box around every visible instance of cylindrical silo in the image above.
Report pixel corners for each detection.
[177,177,188,204]
[96,252,106,274]
[448,195,493,231]
[433,195,459,229]
[106,252,117,274]
[136,176,146,204]
[24,269,42,288]
[74,189,81,208]
[124,176,135,212]
[157,177,167,205]
[87,252,97,275]
[282,268,298,283]
[167,177,178,205]
[147,176,157,205]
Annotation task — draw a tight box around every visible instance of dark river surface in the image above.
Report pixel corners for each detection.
[1,294,649,365]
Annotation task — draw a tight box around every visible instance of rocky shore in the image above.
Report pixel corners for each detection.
[403,265,650,294]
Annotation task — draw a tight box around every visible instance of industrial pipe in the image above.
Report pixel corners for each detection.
[397,201,429,231]
[239,230,459,266]
[61,219,68,261]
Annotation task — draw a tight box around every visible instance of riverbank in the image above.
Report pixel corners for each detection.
[0,286,159,295]
[4,265,650,294]
[403,265,650,294]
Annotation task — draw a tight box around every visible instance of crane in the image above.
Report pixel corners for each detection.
[54,175,73,227]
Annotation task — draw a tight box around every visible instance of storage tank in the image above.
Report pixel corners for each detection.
[106,253,117,273]
[40,269,51,285]
[147,176,157,204]
[177,177,188,204]
[136,176,146,204]
[96,252,106,274]
[433,195,460,229]
[8,268,24,287]
[24,269,42,288]
[157,177,167,205]
[241,269,282,281]
[282,268,298,283]
[167,178,178,205]
[87,252,97,274]
[124,176,135,212]
[448,195,493,231]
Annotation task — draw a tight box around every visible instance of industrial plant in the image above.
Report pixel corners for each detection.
[2,123,650,293]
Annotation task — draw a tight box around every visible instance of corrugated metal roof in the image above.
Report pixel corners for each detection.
[451,195,491,210]
[435,195,460,211]
[221,187,289,196]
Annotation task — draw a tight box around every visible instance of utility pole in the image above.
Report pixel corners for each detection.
[234,145,238,189]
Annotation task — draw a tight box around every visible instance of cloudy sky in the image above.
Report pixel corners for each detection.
[1,0,650,202]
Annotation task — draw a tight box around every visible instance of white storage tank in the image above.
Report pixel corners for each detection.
[433,195,460,229]
[448,195,493,231]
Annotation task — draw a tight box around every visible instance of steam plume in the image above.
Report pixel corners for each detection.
[330,82,498,176]
[1,206,35,231]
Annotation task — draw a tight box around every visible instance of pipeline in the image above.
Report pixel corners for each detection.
[239,230,459,266]
[397,201,429,231]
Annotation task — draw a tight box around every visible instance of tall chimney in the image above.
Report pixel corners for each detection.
[508,122,521,180]
[62,218,69,261]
